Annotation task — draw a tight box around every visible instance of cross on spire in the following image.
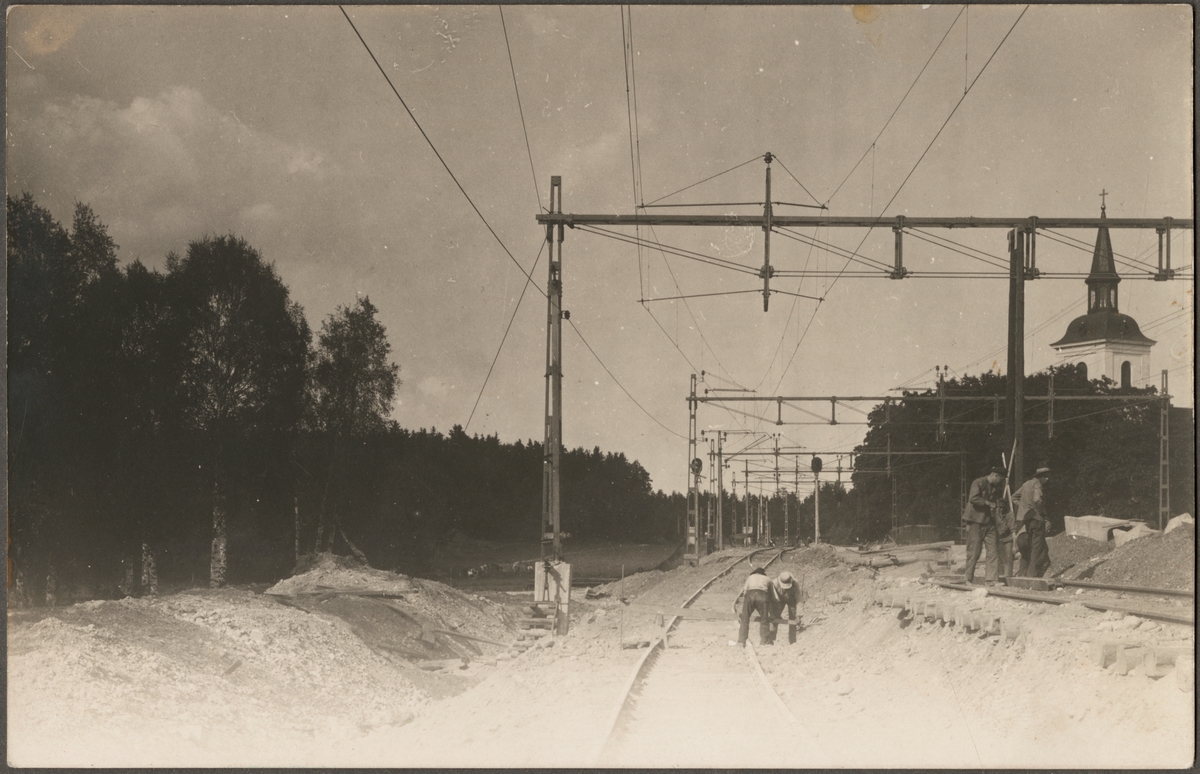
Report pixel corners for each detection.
[1100,188,1108,213]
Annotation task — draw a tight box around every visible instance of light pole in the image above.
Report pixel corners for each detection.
[811,455,823,545]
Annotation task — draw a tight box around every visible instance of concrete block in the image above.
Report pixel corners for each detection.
[1112,646,1145,676]
[1000,618,1022,641]
[1113,523,1161,548]
[1064,515,1136,542]
[1144,647,1191,678]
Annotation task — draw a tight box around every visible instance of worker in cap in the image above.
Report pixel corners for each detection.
[1013,465,1052,577]
[732,567,772,646]
[765,570,803,645]
[961,466,1012,585]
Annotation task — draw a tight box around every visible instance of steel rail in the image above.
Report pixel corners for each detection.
[594,548,784,763]
[932,580,1194,625]
[1055,579,1194,599]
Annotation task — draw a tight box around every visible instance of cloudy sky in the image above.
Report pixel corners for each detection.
[7,4,1193,494]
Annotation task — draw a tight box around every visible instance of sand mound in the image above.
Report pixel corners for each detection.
[268,552,417,596]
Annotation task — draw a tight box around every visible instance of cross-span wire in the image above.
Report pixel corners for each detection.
[644,154,766,207]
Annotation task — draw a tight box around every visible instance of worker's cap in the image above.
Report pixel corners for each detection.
[777,571,795,589]
[989,466,1006,476]
[750,567,767,576]
[1035,465,1051,476]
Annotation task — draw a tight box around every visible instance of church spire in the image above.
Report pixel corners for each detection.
[1086,199,1120,312]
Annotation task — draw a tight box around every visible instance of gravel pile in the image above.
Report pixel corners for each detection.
[1045,534,1112,579]
[1088,523,1195,591]
[790,544,842,569]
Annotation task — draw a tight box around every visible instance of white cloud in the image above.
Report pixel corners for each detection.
[7,86,340,263]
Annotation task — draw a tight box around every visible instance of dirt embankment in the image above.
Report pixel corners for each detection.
[8,553,522,767]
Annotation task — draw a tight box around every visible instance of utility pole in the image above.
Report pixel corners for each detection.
[686,373,700,563]
[811,455,823,545]
[716,432,725,551]
[761,152,774,311]
[744,460,751,545]
[794,458,800,545]
[1006,223,1038,488]
[541,177,564,564]
[1159,370,1171,530]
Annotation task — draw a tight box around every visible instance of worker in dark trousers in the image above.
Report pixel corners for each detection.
[1013,465,1052,577]
[764,570,802,645]
[732,567,772,646]
[961,467,1010,585]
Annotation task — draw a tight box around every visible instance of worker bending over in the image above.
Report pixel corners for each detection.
[764,570,802,645]
[732,567,772,646]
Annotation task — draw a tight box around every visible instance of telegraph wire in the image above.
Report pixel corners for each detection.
[616,9,748,403]
[340,7,545,297]
[627,7,647,211]
[465,240,547,431]
[621,6,641,209]
[824,5,966,207]
[499,6,542,212]
[565,317,688,440]
[823,5,1029,297]
[642,297,702,373]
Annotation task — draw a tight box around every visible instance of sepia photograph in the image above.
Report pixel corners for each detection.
[6,3,1195,768]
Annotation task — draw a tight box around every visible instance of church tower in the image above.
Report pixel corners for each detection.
[1050,198,1155,388]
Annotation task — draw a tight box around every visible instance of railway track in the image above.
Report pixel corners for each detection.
[595,548,828,767]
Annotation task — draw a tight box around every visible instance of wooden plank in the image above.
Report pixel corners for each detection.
[416,658,467,671]
[853,541,954,556]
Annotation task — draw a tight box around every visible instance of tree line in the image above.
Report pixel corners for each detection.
[7,194,680,605]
